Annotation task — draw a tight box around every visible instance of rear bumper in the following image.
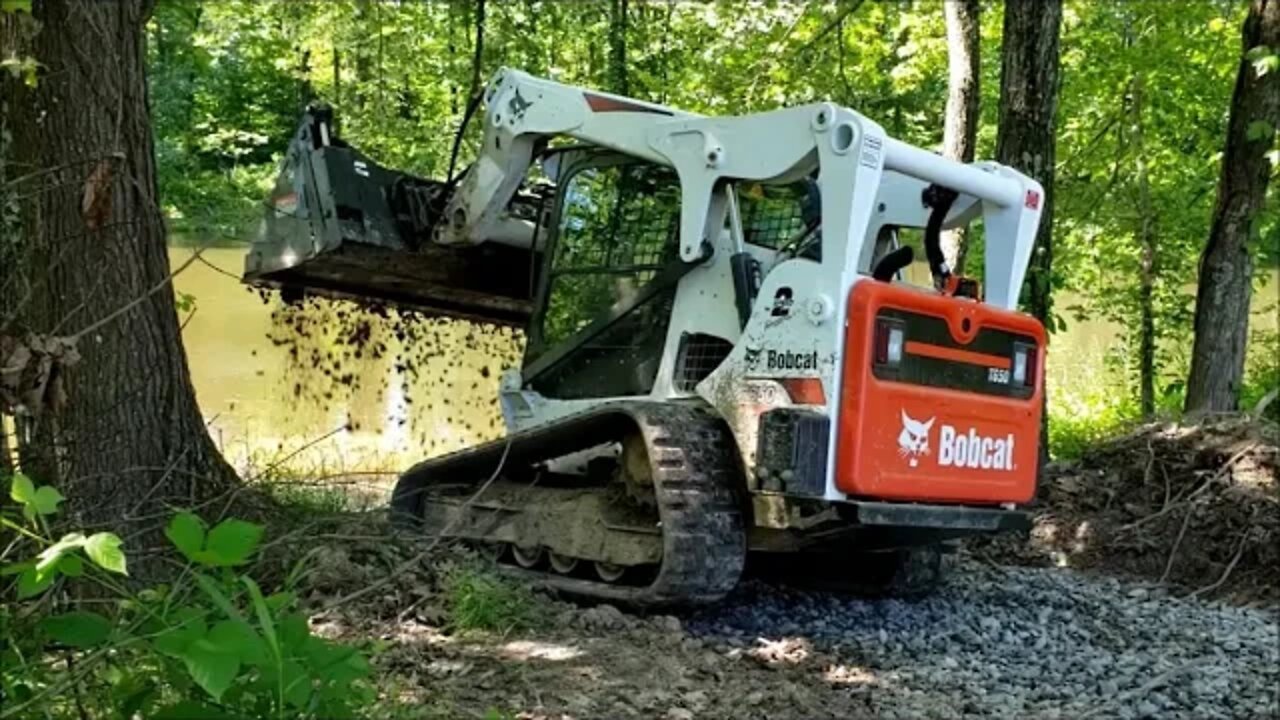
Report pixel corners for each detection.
[841,500,1030,533]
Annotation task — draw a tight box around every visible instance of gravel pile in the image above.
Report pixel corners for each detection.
[686,559,1279,719]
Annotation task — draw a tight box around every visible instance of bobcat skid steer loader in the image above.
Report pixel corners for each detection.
[245,69,1046,605]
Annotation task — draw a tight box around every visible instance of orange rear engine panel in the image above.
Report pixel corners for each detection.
[837,281,1046,505]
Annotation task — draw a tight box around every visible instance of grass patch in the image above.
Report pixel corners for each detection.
[261,479,360,514]
[443,564,544,634]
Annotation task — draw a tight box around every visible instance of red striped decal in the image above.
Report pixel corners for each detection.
[904,341,1012,370]
[583,92,673,116]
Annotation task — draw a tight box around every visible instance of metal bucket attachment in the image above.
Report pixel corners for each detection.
[243,106,539,326]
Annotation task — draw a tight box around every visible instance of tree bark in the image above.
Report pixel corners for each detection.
[1185,0,1279,414]
[1,0,237,540]
[1131,73,1158,417]
[1,415,12,476]
[995,0,1062,461]
[941,0,980,274]
[608,0,629,96]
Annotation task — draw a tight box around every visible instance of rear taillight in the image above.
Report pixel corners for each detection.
[874,318,906,366]
[1013,343,1037,386]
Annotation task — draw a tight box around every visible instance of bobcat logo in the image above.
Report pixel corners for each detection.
[898,410,935,467]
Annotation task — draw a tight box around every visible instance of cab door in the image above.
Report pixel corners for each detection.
[522,153,684,400]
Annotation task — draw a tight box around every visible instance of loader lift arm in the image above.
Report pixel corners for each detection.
[439,69,1043,311]
[246,68,1043,321]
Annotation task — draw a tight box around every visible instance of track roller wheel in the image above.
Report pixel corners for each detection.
[548,553,579,574]
[594,561,626,582]
[511,545,545,568]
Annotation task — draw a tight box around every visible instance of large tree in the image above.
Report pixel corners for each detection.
[1184,0,1279,414]
[1,0,236,536]
[940,0,980,274]
[995,0,1062,459]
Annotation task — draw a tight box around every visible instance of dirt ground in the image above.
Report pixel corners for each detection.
[286,415,1279,719]
[970,415,1279,606]
[319,608,875,720]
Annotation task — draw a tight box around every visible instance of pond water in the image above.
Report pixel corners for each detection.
[171,245,1278,473]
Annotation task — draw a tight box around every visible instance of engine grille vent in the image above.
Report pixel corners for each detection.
[675,333,733,392]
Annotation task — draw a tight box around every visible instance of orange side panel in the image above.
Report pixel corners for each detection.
[837,282,1046,505]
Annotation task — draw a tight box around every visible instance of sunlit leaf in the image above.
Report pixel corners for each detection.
[32,486,65,517]
[36,532,87,575]
[9,473,35,506]
[84,532,127,575]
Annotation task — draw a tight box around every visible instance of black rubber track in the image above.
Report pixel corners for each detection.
[390,401,747,607]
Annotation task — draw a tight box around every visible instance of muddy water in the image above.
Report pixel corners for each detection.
[171,246,1278,472]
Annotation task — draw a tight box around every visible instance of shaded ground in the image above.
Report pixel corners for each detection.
[970,416,1278,606]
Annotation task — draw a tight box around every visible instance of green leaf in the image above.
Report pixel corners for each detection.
[277,611,309,652]
[306,637,369,684]
[36,532,87,575]
[9,472,35,505]
[16,566,55,598]
[40,611,112,648]
[154,610,206,657]
[0,0,33,14]
[1246,120,1274,143]
[30,486,65,518]
[241,576,280,662]
[166,512,206,562]
[207,619,268,666]
[200,519,263,567]
[175,291,198,313]
[0,559,30,576]
[57,554,84,577]
[192,571,244,622]
[265,590,295,612]
[279,658,311,709]
[113,677,157,719]
[84,532,127,575]
[7,473,57,519]
[180,640,241,701]
[1247,45,1279,77]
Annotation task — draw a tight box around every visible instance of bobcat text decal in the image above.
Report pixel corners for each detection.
[898,410,1015,472]
[766,350,818,371]
[938,426,1015,471]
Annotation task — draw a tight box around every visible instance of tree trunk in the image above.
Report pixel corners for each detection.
[332,43,342,118]
[995,0,1062,462]
[941,0,980,274]
[1185,0,1279,414]
[1,415,12,476]
[608,0,629,96]
[1,0,237,542]
[1131,73,1158,417]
